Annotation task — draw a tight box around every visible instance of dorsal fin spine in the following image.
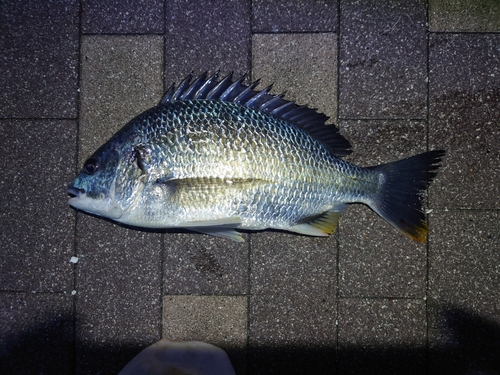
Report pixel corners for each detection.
[271,101,296,117]
[172,73,193,101]
[222,75,249,101]
[159,71,352,157]
[194,71,219,99]
[180,72,207,100]
[206,72,234,100]
[259,95,284,112]
[242,84,272,107]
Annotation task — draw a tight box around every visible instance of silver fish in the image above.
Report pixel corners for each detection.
[68,72,445,242]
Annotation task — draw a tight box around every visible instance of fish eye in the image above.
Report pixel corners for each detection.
[83,158,99,175]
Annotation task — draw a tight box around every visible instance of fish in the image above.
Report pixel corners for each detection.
[67,71,445,242]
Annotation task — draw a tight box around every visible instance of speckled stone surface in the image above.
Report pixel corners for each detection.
[79,35,164,162]
[0,120,76,292]
[82,0,164,34]
[338,120,428,298]
[429,0,500,32]
[338,298,427,374]
[0,292,73,375]
[163,295,247,347]
[252,33,338,120]
[428,210,500,315]
[249,232,337,373]
[164,0,251,85]
[2,1,500,374]
[339,0,427,119]
[428,210,500,374]
[252,0,337,32]
[0,0,79,118]
[75,215,163,375]
[339,205,427,298]
[163,233,249,295]
[76,34,164,375]
[249,32,338,373]
[429,34,500,209]
[162,295,248,373]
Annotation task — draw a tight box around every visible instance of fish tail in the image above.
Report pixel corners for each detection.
[367,150,446,242]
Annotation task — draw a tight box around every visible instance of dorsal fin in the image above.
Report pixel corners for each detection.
[159,72,352,157]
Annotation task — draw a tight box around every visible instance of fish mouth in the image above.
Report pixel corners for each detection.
[67,186,85,203]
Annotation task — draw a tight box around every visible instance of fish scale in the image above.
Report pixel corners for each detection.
[68,72,444,242]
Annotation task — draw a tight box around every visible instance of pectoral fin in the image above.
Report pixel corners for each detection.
[191,227,244,242]
[179,217,242,227]
[179,217,244,242]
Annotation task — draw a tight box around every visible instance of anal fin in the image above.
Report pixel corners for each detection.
[289,204,348,237]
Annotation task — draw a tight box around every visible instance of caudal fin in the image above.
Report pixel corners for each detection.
[368,150,445,242]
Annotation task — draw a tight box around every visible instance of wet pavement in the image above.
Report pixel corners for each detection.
[1,1,499,374]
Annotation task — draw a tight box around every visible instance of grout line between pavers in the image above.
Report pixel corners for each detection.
[338,117,428,121]
[81,32,164,37]
[0,117,79,121]
[429,30,500,35]
[159,2,167,341]
[0,290,71,294]
[72,1,84,373]
[250,30,338,35]
[337,295,426,300]
[425,3,431,372]
[246,234,251,372]
[247,2,254,366]
[335,2,341,371]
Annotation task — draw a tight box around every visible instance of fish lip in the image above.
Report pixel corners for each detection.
[67,186,85,198]
[67,186,85,205]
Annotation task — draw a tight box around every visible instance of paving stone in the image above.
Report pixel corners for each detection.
[428,210,500,374]
[75,214,163,375]
[249,232,337,373]
[250,33,338,372]
[339,206,427,299]
[338,298,426,374]
[338,120,428,298]
[0,0,79,118]
[77,38,163,370]
[428,210,500,315]
[162,295,247,373]
[82,0,164,34]
[427,301,500,375]
[163,233,249,295]
[164,0,251,85]
[339,0,427,119]
[252,33,337,120]
[161,1,252,299]
[339,119,427,165]
[162,295,247,347]
[429,0,500,32]
[429,34,500,209]
[0,292,73,375]
[76,34,164,373]
[79,35,164,163]
[252,0,337,33]
[0,120,76,292]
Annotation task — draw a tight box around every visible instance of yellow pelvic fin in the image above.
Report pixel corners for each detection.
[289,206,347,237]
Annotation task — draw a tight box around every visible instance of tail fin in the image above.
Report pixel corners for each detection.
[368,150,445,242]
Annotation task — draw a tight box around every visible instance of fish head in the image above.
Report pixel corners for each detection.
[67,138,145,220]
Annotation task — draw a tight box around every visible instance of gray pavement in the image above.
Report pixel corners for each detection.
[1,1,499,374]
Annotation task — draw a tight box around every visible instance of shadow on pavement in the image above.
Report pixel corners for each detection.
[1,305,499,374]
